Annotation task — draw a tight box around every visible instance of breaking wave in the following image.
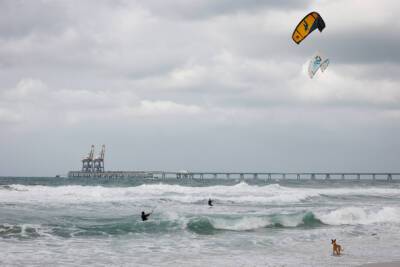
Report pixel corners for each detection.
[2,183,400,205]
[317,207,400,225]
[186,212,323,234]
[0,213,322,239]
[2,207,399,239]
[0,224,43,239]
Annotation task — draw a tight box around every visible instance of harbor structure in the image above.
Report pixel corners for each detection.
[81,145,95,172]
[70,145,151,178]
[93,145,105,173]
[68,146,400,181]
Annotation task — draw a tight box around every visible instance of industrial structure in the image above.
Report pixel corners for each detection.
[81,145,95,172]
[81,145,105,173]
[67,146,400,181]
[69,145,150,178]
[93,145,105,172]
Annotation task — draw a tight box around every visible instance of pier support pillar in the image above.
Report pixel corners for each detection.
[296,174,300,180]
[311,174,315,180]
[387,174,392,181]
[325,174,330,180]
[372,174,376,181]
[357,174,361,180]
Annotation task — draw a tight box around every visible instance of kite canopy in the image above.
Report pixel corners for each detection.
[308,52,329,79]
[292,12,325,44]
[320,58,329,72]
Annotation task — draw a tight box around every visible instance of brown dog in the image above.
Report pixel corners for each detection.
[331,239,343,256]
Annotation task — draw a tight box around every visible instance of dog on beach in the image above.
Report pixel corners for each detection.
[331,239,343,256]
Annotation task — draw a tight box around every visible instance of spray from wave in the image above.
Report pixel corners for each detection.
[2,206,399,239]
[317,207,400,225]
[3,183,400,205]
[186,212,324,234]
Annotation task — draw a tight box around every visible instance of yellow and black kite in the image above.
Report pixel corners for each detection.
[292,12,325,44]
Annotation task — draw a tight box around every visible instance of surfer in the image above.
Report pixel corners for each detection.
[208,198,213,207]
[141,211,151,221]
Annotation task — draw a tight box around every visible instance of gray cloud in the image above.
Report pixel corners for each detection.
[321,32,400,64]
[0,0,399,176]
[0,0,70,38]
[137,0,310,20]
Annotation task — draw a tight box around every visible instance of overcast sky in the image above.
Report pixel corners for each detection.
[1,0,399,176]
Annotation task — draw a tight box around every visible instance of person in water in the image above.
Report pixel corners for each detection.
[141,211,151,221]
[208,198,213,206]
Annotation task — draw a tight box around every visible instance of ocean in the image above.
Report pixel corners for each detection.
[1,177,400,267]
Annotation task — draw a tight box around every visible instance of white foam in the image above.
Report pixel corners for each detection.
[317,206,400,225]
[3,183,400,205]
[207,211,314,231]
[210,216,272,231]
[0,223,49,238]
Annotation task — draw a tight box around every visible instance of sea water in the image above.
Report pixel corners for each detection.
[1,177,400,266]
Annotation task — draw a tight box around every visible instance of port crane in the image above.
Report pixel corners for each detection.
[93,145,105,172]
[81,145,95,172]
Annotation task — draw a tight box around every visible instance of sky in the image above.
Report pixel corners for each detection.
[0,0,399,176]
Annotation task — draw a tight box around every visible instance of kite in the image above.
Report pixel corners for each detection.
[292,12,325,44]
[320,58,330,73]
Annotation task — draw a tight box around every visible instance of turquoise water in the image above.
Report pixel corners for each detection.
[1,177,400,266]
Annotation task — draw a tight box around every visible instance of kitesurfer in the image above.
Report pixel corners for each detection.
[208,198,213,206]
[141,211,151,221]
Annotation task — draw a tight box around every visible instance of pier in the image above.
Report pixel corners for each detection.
[68,146,400,181]
[67,170,400,181]
[148,171,400,181]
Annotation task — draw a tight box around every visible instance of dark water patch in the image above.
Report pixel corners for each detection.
[320,194,398,201]
[269,212,324,229]
[186,217,217,235]
[0,185,27,191]
[300,212,324,227]
[0,224,41,239]
[0,217,184,239]
[271,222,284,228]
[50,226,75,238]
[73,218,183,237]
[0,212,326,240]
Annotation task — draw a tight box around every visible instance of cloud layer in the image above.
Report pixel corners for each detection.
[0,0,399,175]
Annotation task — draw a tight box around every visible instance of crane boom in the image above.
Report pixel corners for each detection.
[100,145,105,160]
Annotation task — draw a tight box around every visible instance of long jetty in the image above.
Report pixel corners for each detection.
[68,171,400,181]
[71,146,400,181]
[151,172,399,181]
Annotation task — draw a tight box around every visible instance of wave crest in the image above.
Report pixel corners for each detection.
[186,212,323,234]
[3,183,400,205]
[317,207,400,225]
